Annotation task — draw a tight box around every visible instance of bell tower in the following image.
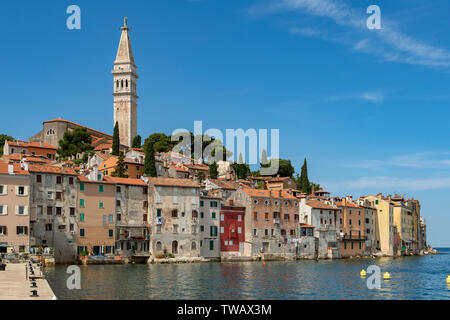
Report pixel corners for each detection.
[112,17,138,147]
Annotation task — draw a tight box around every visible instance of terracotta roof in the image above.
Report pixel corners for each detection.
[184,163,209,171]
[95,152,109,160]
[77,175,115,184]
[94,144,112,151]
[2,154,50,164]
[0,162,29,175]
[209,179,238,190]
[306,200,339,210]
[6,140,56,150]
[28,164,77,175]
[314,189,330,194]
[268,176,291,182]
[147,177,200,188]
[242,188,297,200]
[44,118,112,138]
[171,164,189,173]
[104,176,147,186]
[336,202,363,209]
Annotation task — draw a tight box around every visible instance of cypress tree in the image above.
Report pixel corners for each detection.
[111,152,128,178]
[209,162,218,179]
[112,122,120,156]
[143,139,157,177]
[300,158,311,194]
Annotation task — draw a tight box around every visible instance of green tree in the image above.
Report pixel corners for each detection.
[143,137,157,177]
[299,158,311,193]
[132,135,142,149]
[0,134,14,156]
[198,171,206,182]
[112,122,120,156]
[111,152,129,178]
[255,180,264,189]
[209,162,218,179]
[57,128,93,160]
[263,158,294,177]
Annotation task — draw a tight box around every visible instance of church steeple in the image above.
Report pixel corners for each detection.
[112,17,138,147]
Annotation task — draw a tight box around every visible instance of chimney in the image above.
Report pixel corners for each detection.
[8,161,14,175]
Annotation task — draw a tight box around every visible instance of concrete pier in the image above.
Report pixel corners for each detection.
[0,263,56,300]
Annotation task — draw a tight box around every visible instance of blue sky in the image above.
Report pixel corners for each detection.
[1,0,450,246]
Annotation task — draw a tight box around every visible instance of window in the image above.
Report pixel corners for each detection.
[143,187,148,195]
[200,226,204,232]
[80,183,85,191]
[47,206,53,215]
[295,214,299,221]
[143,201,148,208]
[56,207,62,216]
[143,214,148,222]
[200,212,204,219]
[349,219,352,225]
[220,226,224,234]
[200,200,204,207]
[99,202,104,209]
[56,192,62,200]
[0,205,6,215]
[157,209,162,217]
[117,214,121,221]
[36,175,42,183]
[80,229,85,237]
[116,200,121,207]
[79,199,85,207]
[70,224,74,231]
[69,207,75,216]
[290,230,295,236]
[108,214,113,223]
[238,215,242,222]
[173,225,178,233]
[238,227,242,234]
[17,206,26,215]
[103,215,107,226]
[253,212,258,221]
[209,240,214,251]
[17,186,25,195]
[265,212,269,221]
[210,226,218,237]
[212,212,216,219]
[156,241,162,251]
[45,224,52,231]
[192,210,198,218]
[253,229,257,236]
[16,226,28,235]
[210,201,218,208]
[56,176,62,184]
[0,226,7,235]
[69,177,74,185]
[99,184,104,193]
[172,210,178,218]
[109,229,113,238]
[358,220,361,226]
[284,214,289,221]
[79,213,85,222]
[265,229,268,236]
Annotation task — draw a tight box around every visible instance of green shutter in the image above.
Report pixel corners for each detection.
[109,229,113,238]
[157,209,161,217]
[99,184,104,193]
[99,202,103,208]
[80,183,85,191]
[212,212,216,219]
[210,240,214,251]
[79,213,85,222]
[79,199,84,207]
[80,229,85,237]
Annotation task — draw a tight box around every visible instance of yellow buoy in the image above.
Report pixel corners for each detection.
[383,272,391,280]
[360,269,367,277]
[446,275,450,284]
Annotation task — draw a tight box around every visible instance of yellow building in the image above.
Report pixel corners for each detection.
[362,194,395,256]
[391,196,419,253]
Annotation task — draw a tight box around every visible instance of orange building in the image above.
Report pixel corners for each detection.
[3,140,56,160]
[99,156,144,179]
[336,198,367,257]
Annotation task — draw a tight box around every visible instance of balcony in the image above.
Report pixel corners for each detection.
[338,234,367,241]
[273,218,280,224]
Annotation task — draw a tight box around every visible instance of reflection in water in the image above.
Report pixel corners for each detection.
[45,248,450,300]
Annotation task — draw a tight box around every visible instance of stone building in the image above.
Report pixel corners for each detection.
[3,140,56,160]
[199,192,221,259]
[0,161,30,254]
[147,178,201,259]
[113,18,138,147]
[110,177,150,260]
[77,176,115,256]
[233,188,300,260]
[28,164,78,263]
[357,198,378,254]
[299,199,340,259]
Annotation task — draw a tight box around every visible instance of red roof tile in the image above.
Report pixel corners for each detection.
[242,188,297,200]
[147,177,200,188]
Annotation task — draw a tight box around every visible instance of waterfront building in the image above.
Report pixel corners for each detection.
[29,163,78,263]
[147,178,201,258]
[233,188,300,259]
[110,177,150,260]
[219,200,246,259]
[299,198,340,259]
[391,195,416,253]
[0,161,30,254]
[77,175,115,256]
[199,192,221,259]
[361,194,396,256]
[357,198,378,254]
[336,198,367,257]
[419,216,427,249]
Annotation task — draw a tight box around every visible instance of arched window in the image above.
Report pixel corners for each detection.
[126,80,128,88]
[121,80,124,88]
[156,241,162,251]
[191,241,196,250]
[116,80,119,88]
[46,129,55,136]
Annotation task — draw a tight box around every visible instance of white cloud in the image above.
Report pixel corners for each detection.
[249,0,450,69]
[326,176,450,191]
[344,152,450,169]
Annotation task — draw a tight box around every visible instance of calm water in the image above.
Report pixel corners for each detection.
[45,248,450,300]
